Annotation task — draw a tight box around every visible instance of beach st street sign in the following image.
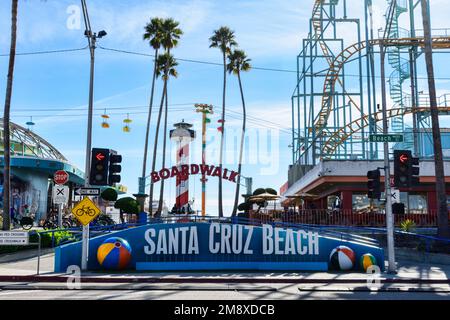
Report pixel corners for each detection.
[71,197,101,226]
[75,187,101,196]
[0,231,29,245]
[369,134,404,143]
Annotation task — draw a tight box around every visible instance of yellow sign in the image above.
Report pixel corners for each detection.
[71,197,101,226]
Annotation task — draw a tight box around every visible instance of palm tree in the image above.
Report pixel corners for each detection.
[149,53,178,217]
[146,18,182,217]
[227,49,251,217]
[2,0,18,230]
[141,17,163,211]
[209,26,237,217]
[157,19,182,215]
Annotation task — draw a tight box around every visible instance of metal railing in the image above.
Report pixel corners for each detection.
[248,209,448,228]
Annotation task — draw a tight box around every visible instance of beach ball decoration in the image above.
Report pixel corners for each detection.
[329,245,355,271]
[101,110,110,129]
[360,253,377,272]
[97,237,132,270]
[123,114,132,133]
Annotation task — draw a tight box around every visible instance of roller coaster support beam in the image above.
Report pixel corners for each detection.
[421,0,450,239]
[380,42,396,274]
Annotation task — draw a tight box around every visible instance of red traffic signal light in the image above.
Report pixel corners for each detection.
[399,153,409,164]
[89,148,110,186]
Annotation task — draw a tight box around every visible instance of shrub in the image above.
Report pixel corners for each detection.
[101,188,118,202]
[29,230,75,248]
[238,202,252,212]
[400,219,417,233]
[114,197,140,214]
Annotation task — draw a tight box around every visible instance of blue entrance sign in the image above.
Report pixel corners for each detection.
[55,222,385,272]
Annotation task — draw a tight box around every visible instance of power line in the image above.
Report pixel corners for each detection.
[0,46,88,57]
[4,45,450,80]
[10,102,196,112]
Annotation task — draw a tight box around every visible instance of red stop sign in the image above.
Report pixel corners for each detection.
[54,170,69,185]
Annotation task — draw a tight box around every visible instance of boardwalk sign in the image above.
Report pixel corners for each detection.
[151,164,239,183]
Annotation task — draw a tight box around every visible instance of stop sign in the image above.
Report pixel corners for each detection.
[54,170,69,185]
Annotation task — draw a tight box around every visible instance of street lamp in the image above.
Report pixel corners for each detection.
[81,27,106,271]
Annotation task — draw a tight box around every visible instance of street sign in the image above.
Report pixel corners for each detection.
[54,170,69,185]
[75,187,101,196]
[391,188,400,204]
[53,185,69,205]
[71,197,101,226]
[369,134,404,143]
[0,231,29,245]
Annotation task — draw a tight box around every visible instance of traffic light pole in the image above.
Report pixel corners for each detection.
[81,36,96,271]
[380,43,396,273]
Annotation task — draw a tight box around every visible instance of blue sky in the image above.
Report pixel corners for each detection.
[1,0,450,216]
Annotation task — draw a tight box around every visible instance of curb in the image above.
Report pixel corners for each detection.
[0,275,448,284]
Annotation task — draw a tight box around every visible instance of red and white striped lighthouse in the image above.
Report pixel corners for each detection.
[170,121,196,212]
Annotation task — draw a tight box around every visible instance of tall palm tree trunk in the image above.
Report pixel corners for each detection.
[142,49,159,179]
[2,0,18,231]
[232,71,246,217]
[218,52,226,217]
[149,77,168,217]
[421,0,449,239]
[158,85,169,214]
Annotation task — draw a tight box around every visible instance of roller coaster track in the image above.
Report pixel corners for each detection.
[317,36,450,156]
[322,106,450,156]
[311,0,363,135]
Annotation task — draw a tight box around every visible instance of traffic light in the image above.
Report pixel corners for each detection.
[392,203,405,215]
[367,169,381,200]
[89,148,110,186]
[410,156,420,186]
[394,150,420,188]
[108,150,122,186]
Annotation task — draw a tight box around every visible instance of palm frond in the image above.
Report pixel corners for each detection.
[209,26,238,54]
[227,49,252,74]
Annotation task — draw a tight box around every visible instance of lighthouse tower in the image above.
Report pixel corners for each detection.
[170,120,196,212]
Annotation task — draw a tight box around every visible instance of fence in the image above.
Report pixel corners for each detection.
[248,209,449,227]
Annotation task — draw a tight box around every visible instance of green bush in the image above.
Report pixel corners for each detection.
[238,202,252,212]
[400,219,416,233]
[29,230,75,248]
[0,230,75,255]
[114,197,140,214]
[101,188,118,202]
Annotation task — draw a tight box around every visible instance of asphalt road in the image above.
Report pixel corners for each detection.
[0,282,448,300]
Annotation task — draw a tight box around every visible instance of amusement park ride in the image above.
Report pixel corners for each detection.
[291,0,450,166]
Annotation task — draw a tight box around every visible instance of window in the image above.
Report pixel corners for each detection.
[352,193,384,213]
[399,192,428,214]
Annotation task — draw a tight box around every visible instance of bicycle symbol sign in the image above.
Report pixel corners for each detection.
[71,197,101,226]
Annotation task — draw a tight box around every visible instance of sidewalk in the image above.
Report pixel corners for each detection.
[0,249,449,284]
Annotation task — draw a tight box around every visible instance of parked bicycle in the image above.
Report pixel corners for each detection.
[42,213,76,230]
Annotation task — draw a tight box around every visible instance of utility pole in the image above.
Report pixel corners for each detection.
[380,43,396,273]
[420,0,449,239]
[80,0,107,270]
[195,104,213,217]
[378,0,397,273]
